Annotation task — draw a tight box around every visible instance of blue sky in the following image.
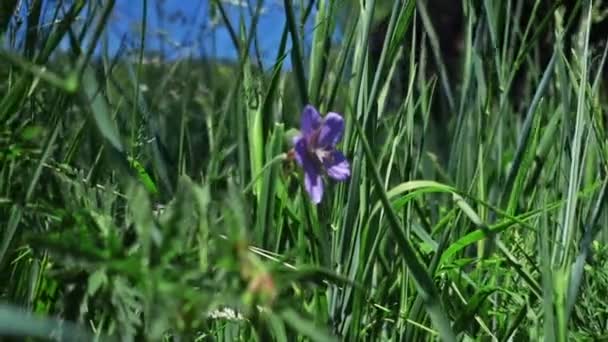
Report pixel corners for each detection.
[7,1,344,70]
[107,0,333,70]
[109,1,294,64]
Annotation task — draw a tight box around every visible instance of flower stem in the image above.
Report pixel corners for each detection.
[242,153,288,194]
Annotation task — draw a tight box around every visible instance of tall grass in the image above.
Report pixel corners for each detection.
[1,0,608,340]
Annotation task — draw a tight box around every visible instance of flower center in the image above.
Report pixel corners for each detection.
[314,148,331,163]
[305,128,335,171]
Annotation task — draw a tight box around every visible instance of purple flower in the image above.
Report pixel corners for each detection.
[293,105,350,204]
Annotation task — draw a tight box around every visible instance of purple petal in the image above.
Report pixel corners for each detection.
[295,137,324,203]
[301,105,322,136]
[304,167,324,204]
[293,136,308,166]
[324,150,350,181]
[318,112,345,147]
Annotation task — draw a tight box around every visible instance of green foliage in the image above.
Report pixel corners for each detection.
[1,0,608,340]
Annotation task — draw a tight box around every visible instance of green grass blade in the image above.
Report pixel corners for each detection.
[283,0,309,106]
[353,118,456,341]
[279,308,337,342]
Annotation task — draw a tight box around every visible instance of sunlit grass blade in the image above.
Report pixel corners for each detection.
[308,0,330,105]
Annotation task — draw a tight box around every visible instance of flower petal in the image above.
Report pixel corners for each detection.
[293,136,306,166]
[318,112,345,147]
[304,167,324,204]
[324,150,350,181]
[301,105,322,136]
[295,137,324,203]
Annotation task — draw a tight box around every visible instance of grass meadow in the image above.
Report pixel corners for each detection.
[1,0,608,340]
